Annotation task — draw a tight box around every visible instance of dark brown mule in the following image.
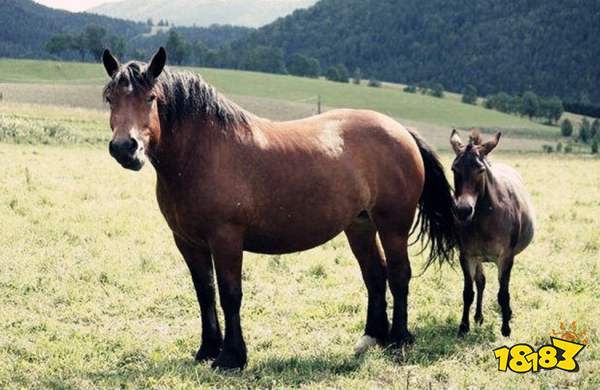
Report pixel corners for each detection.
[101,47,457,369]
[450,130,535,337]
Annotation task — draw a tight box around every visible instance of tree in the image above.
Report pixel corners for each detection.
[591,118,600,140]
[287,54,320,78]
[521,91,540,119]
[560,119,573,137]
[352,68,362,85]
[46,33,73,58]
[325,66,341,82]
[107,35,126,59]
[240,46,286,74]
[430,83,444,98]
[539,96,564,124]
[335,64,350,83]
[147,18,154,26]
[403,85,417,93]
[84,25,107,61]
[70,34,87,62]
[462,84,478,104]
[166,30,190,65]
[579,118,591,143]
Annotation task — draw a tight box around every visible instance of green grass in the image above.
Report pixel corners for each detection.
[0,59,559,134]
[0,144,598,388]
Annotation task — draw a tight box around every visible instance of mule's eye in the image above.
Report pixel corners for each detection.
[146,94,156,103]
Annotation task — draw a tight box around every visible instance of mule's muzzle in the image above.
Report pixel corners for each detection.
[455,204,474,223]
[109,137,145,171]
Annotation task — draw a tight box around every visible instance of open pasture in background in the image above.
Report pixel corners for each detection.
[0,59,598,388]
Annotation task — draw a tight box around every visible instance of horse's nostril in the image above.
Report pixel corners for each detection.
[128,138,138,153]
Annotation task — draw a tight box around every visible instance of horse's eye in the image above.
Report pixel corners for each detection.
[146,95,156,103]
[105,96,112,104]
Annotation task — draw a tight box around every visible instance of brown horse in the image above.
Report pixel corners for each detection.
[102,47,457,369]
[450,130,535,337]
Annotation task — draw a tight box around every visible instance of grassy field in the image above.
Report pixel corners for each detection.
[0,59,560,135]
[0,59,598,388]
[0,142,598,389]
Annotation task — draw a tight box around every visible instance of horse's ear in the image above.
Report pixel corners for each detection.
[479,132,502,156]
[102,49,120,78]
[450,129,464,155]
[147,47,167,80]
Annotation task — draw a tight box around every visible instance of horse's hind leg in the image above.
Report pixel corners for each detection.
[458,255,476,336]
[375,222,414,347]
[345,217,389,355]
[498,255,514,337]
[474,263,485,325]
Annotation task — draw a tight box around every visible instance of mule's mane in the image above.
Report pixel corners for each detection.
[103,61,250,131]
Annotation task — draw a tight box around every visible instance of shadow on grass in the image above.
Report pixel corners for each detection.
[83,353,365,387]
[387,316,498,365]
[82,318,497,386]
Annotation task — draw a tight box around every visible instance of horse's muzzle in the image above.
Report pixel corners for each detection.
[109,138,145,171]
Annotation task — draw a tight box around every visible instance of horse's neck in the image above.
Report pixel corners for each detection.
[478,160,500,212]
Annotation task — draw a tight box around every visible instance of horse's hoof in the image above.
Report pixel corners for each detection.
[501,324,511,337]
[457,324,470,337]
[211,349,247,370]
[195,342,222,362]
[474,314,484,325]
[388,332,414,348]
[354,335,378,356]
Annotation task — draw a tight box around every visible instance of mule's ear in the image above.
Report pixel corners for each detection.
[102,49,120,78]
[147,47,166,80]
[479,132,502,155]
[450,129,464,155]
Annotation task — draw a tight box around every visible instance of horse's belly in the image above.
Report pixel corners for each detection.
[243,215,352,254]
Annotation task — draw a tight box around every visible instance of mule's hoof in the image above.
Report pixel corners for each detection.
[501,324,511,337]
[474,314,484,325]
[195,342,222,362]
[354,335,378,356]
[388,332,414,348]
[457,324,470,337]
[211,349,247,370]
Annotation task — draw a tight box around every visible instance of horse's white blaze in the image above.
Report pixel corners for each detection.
[354,335,377,355]
[318,120,344,157]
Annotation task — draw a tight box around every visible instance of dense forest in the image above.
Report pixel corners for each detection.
[238,0,600,105]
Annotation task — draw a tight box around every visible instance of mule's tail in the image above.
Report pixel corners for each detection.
[408,129,457,269]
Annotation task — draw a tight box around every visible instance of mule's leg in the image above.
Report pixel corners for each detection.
[174,236,223,361]
[345,218,389,355]
[458,256,476,336]
[209,226,247,369]
[474,263,486,325]
[377,228,414,347]
[498,255,514,337]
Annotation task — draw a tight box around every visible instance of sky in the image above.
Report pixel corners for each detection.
[34,0,122,12]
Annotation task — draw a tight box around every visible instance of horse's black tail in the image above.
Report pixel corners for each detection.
[408,129,457,269]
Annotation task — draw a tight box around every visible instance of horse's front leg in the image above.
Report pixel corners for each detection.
[458,255,475,336]
[209,225,247,370]
[174,235,223,361]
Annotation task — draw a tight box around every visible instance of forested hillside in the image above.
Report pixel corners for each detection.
[0,0,250,61]
[237,0,600,104]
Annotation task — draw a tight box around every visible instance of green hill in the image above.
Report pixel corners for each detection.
[0,59,556,131]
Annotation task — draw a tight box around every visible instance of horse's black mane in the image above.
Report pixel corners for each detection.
[103,61,249,130]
